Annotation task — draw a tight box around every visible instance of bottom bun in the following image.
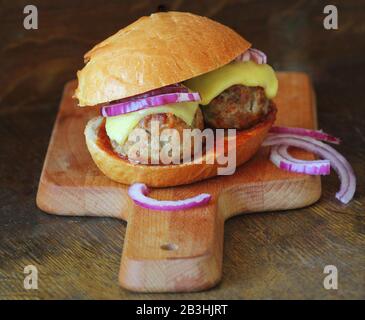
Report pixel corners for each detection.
[84,104,276,187]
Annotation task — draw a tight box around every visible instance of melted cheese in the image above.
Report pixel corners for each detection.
[184,61,278,105]
[105,102,199,144]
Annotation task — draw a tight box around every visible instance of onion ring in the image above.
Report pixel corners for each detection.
[103,84,189,105]
[269,126,340,144]
[128,183,212,211]
[101,92,201,117]
[270,145,331,175]
[264,134,356,204]
[235,48,267,64]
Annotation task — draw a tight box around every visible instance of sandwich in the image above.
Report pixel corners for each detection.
[75,11,278,187]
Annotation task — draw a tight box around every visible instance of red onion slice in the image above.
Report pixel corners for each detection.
[237,50,251,62]
[235,48,267,64]
[263,134,356,204]
[269,126,340,144]
[249,48,267,64]
[271,145,331,175]
[248,50,263,64]
[104,84,189,105]
[101,92,201,117]
[128,183,212,211]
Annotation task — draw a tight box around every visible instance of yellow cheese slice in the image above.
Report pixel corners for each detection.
[184,61,278,105]
[105,101,199,144]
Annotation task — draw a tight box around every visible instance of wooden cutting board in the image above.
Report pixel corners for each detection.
[37,72,321,292]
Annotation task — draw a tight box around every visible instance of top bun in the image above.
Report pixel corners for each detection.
[75,11,251,106]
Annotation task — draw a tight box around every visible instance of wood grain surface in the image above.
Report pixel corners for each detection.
[36,73,320,292]
[0,0,364,299]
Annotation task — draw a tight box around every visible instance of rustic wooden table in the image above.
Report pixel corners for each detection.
[0,0,364,299]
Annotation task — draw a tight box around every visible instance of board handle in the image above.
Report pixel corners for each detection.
[119,198,224,292]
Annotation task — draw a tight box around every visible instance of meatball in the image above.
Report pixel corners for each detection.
[111,108,204,164]
[202,85,270,129]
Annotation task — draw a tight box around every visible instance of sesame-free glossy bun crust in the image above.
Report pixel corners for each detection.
[75,11,251,106]
[84,104,276,187]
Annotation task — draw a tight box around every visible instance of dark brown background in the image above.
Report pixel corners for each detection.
[0,0,364,299]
